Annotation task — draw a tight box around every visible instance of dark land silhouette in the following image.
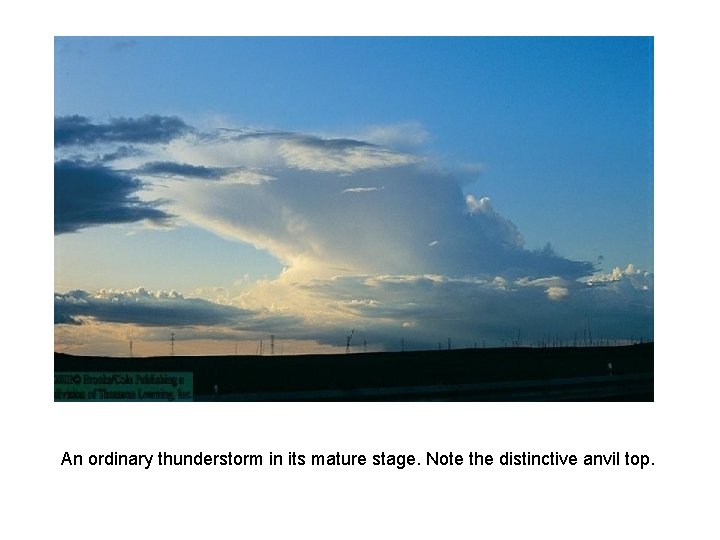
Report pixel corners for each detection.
[55,343,653,401]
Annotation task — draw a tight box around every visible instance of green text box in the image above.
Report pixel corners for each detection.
[54,372,193,401]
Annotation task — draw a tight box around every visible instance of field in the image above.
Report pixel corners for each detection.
[55,343,653,401]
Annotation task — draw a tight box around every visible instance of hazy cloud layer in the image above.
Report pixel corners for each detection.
[231,266,653,349]
[54,160,172,234]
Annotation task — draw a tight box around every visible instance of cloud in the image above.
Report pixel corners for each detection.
[57,119,594,277]
[55,288,239,327]
[358,121,430,149]
[343,186,384,193]
[54,288,301,331]
[133,161,272,185]
[160,161,592,280]
[55,116,651,351]
[587,264,652,287]
[546,286,570,301]
[169,130,419,172]
[277,135,419,173]
[54,115,192,147]
[136,161,237,180]
[54,160,173,234]
[100,145,144,163]
[465,194,493,213]
[55,264,653,351]
[251,269,653,349]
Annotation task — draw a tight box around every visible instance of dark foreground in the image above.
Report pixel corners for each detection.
[55,343,653,401]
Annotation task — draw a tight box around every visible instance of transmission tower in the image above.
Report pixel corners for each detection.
[346,329,355,353]
[170,333,175,357]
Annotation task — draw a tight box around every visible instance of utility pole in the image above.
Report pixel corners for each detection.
[346,329,355,354]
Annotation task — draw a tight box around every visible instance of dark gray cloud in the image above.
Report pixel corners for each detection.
[135,161,237,180]
[54,289,250,327]
[55,159,172,234]
[223,130,376,150]
[54,288,305,332]
[100,145,144,163]
[55,115,192,147]
[291,135,376,151]
[220,129,296,140]
[55,313,83,325]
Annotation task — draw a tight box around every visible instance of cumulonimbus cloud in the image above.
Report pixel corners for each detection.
[158,160,593,280]
[54,116,652,347]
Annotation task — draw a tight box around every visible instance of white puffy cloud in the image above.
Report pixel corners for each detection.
[546,286,570,301]
[343,186,384,193]
[587,264,652,287]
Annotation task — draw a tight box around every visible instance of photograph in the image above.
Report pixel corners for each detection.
[54,36,653,401]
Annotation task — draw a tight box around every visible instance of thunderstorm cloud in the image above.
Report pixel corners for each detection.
[54,116,652,347]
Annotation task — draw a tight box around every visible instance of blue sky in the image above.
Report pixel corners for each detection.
[54,37,653,355]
